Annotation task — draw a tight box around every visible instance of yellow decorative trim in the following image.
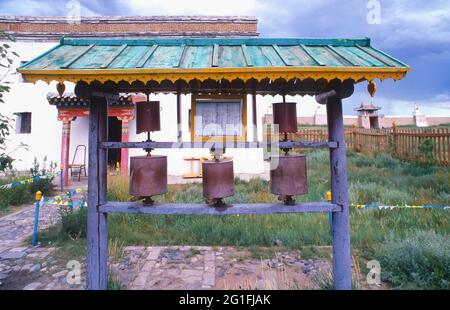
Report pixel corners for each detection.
[18,66,410,84]
[190,94,247,143]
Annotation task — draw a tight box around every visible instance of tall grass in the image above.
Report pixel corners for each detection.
[375,231,450,289]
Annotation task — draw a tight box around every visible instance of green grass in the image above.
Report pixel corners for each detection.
[37,150,450,289]
[375,230,450,289]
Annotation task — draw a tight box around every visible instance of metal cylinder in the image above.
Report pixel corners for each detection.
[272,102,298,133]
[270,155,307,196]
[202,159,235,199]
[136,101,161,134]
[129,155,168,197]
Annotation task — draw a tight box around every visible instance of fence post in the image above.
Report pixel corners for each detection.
[31,191,42,246]
[392,121,398,157]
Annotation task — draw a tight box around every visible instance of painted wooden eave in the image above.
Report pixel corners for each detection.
[17,37,410,84]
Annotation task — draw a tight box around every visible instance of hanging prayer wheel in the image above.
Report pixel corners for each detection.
[136,101,161,133]
[129,155,168,204]
[272,102,298,133]
[270,154,307,204]
[202,159,235,203]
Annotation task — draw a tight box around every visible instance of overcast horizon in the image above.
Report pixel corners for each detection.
[1,0,449,116]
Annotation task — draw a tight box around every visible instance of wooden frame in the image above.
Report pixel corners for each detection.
[190,93,247,142]
[80,79,354,291]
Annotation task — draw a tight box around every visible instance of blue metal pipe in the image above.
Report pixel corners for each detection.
[31,199,40,246]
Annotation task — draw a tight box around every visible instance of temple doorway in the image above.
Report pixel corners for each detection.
[108,117,122,168]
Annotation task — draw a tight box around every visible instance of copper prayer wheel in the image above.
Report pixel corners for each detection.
[272,102,298,133]
[136,101,161,133]
[202,159,235,201]
[129,155,168,202]
[270,154,307,197]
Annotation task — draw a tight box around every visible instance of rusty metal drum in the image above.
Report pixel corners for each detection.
[270,155,307,196]
[202,159,235,199]
[272,102,298,133]
[129,155,168,197]
[136,101,161,134]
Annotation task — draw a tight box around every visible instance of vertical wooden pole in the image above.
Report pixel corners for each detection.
[60,119,71,187]
[98,98,108,290]
[177,87,182,143]
[87,96,108,290]
[252,88,258,142]
[327,97,352,290]
[120,118,129,177]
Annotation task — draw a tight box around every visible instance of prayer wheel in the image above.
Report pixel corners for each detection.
[129,155,168,203]
[202,159,235,202]
[272,102,298,133]
[270,154,307,203]
[136,101,161,133]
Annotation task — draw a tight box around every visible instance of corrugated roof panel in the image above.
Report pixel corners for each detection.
[109,45,149,68]
[345,46,386,67]
[180,45,213,68]
[245,45,273,67]
[330,46,373,67]
[259,46,285,66]
[17,37,410,84]
[302,46,346,67]
[144,45,184,68]
[218,45,246,68]
[277,46,315,66]
[22,45,87,70]
[69,45,118,69]
[356,46,406,67]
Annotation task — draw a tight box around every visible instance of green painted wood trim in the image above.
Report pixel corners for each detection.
[60,44,95,69]
[212,44,219,67]
[357,45,409,68]
[299,44,325,66]
[61,37,371,47]
[100,44,127,69]
[135,45,158,68]
[17,44,62,70]
[241,44,253,67]
[272,44,292,66]
[327,45,359,66]
[174,44,187,68]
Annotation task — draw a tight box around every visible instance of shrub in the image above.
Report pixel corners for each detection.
[0,184,33,207]
[375,230,450,289]
[60,207,87,239]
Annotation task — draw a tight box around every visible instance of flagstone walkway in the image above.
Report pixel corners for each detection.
[111,246,331,290]
[0,193,86,290]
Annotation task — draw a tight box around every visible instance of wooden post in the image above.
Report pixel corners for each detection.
[177,87,182,143]
[87,96,108,290]
[327,97,352,290]
[119,118,130,177]
[252,88,258,142]
[60,119,72,187]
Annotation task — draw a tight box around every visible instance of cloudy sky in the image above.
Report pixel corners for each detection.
[1,0,449,115]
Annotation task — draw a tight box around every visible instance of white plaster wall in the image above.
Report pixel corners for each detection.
[1,41,317,175]
[2,42,61,171]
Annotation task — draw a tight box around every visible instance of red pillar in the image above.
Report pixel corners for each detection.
[60,119,71,187]
[120,118,130,177]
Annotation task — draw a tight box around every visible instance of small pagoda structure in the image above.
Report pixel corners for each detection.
[355,102,385,129]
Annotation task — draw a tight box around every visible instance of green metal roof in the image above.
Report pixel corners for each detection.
[18,37,410,84]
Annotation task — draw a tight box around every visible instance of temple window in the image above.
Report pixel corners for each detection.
[15,112,32,134]
[190,94,247,142]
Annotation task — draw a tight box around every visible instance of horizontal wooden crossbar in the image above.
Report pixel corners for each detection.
[99,141,338,149]
[99,201,341,215]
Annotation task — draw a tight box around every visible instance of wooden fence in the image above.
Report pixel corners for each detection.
[264,126,450,166]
